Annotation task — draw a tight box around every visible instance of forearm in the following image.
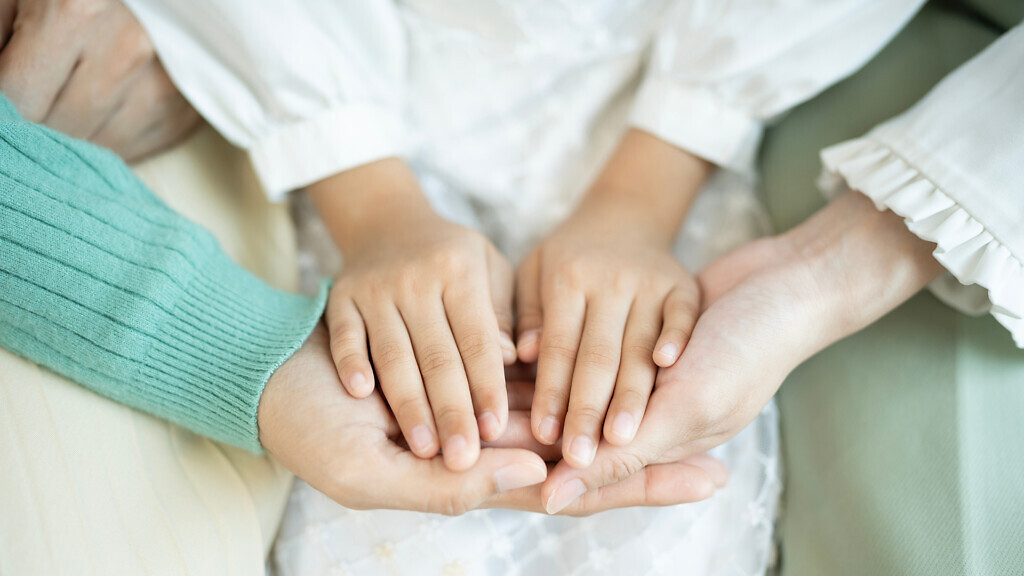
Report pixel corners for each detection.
[306,157,437,256]
[781,190,943,345]
[569,129,713,247]
[0,99,326,453]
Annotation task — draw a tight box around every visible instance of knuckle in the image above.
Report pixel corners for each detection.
[613,386,650,410]
[329,328,364,351]
[373,340,411,371]
[419,346,457,374]
[430,246,471,277]
[457,331,495,363]
[390,396,427,424]
[541,335,579,363]
[624,340,655,360]
[568,404,608,428]
[578,343,618,370]
[432,404,472,430]
[431,490,472,517]
[599,452,646,483]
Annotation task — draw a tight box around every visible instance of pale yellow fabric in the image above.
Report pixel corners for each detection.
[0,126,297,576]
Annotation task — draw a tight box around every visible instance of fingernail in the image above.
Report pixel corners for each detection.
[348,372,371,395]
[409,425,434,454]
[539,417,560,443]
[494,462,547,492]
[568,436,596,466]
[545,478,587,514]
[517,330,541,354]
[478,412,500,439]
[655,343,680,364]
[612,412,636,441]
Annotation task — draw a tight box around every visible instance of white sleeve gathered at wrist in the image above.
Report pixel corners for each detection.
[249,105,406,202]
[628,0,923,173]
[123,0,409,201]
[628,78,762,173]
[818,26,1024,348]
[820,138,1024,347]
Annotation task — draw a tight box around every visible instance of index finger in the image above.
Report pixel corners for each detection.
[360,447,547,516]
[484,455,727,515]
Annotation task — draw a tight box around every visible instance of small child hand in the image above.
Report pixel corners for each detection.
[308,160,517,472]
[516,213,700,468]
[514,129,710,470]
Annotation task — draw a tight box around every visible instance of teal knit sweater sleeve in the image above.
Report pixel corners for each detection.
[0,95,327,453]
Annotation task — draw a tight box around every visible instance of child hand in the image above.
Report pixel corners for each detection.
[516,211,700,468]
[514,129,711,470]
[308,160,517,472]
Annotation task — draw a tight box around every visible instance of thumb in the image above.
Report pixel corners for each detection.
[378,447,548,515]
[514,252,543,363]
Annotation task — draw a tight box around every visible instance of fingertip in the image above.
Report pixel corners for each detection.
[344,370,375,398]
[516,329,541,363]
[563,435,597,469]
[533,415,561,445]
[442,434,479,472]
[499,331,518,365]
[478,411,505,442]
[603,411,637,446]
[408,425,439,458]
[653,341,680,367]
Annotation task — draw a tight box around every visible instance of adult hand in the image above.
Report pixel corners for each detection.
[540,191,943,514]
[0,0,199,161]
[258,325,727,515]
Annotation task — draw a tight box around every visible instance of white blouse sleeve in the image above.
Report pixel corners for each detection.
[819,26,1024,347]
[630,0,925,173]
[123,1,408,201]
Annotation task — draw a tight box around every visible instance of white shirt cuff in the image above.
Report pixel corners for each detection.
[249,105,406,201]
[628,77,763,173]
[819,137,1024,348]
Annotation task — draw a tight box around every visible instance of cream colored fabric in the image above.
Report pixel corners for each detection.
[0,125,296,576]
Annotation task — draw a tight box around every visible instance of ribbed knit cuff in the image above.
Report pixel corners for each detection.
[140,246,328,453]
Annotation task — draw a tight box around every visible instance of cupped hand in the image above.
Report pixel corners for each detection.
[538,191,943,514]
[0,0,199,161]
[516,204,700,469]
[258,325,726,516]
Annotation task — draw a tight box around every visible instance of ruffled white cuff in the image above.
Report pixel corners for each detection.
[248,105,406,202]
[819,138,1024,347]
[628,77,763,173]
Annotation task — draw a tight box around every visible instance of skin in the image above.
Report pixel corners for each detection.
[540,189,944,514]
[257,324,729,516]
[0,0,199,161]
[516,129,711,468]
[307,159,517,472]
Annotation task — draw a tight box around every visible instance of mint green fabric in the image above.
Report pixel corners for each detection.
[759,5,1024,575]
[0,95,326,453]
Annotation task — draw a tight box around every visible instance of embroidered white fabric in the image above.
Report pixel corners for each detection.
[273,403,779,576]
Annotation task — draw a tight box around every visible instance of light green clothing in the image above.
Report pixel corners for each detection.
[0,95,327,453]
[760,4,1024,575]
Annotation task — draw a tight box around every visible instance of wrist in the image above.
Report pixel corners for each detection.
[779,190,943,342]
[306,158,437,256]
[569,129,712,248]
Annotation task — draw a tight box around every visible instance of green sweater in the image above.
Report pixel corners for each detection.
[0,95,326,453]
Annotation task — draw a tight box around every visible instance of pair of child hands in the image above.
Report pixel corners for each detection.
[310,130,709,473]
